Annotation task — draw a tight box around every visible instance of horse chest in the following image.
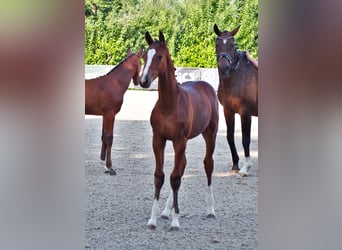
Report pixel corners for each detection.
[151,111,188,139]
[218,89,239,107]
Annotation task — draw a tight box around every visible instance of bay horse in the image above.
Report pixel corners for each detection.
[140,31,218,230]
[214,24,258,176]
[85,49,142,175]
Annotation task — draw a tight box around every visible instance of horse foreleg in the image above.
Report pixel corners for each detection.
[147,135,166,229]
[100,121,106,164]
[240,112,252,176]
[103,112,115,175]
[224,108,239,172]
[161,190,173,219]
[169,138,187,230]
[202,128,217,218]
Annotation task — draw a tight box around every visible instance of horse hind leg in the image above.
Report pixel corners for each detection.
[169,138,187,230]
[224,108,239,172]
[102,112,116,175]
[202,124,217,218]
[100,122,106,166]
[239,112,252,176]
[161,190,173,219]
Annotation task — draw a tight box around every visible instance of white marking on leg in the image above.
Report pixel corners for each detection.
[100,160,109,170]
[207,185,216,217]
[141,48,155,82]
[161,191,173,218]
[170,208,180,229]
[147,199,160,227]
[239,156,252,176]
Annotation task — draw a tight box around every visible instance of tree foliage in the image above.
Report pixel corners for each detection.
[85,0,258,67]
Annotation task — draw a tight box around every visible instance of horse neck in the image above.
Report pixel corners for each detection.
[107,59,136,91]
[157,55,179,110]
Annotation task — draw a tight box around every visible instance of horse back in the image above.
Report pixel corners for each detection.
[181,81,218,109]
[85,76,123,115]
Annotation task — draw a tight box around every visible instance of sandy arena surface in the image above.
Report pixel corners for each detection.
[85,90,258,249]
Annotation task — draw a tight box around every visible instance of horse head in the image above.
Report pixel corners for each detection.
[127,48,143,86]
[140,31,170,88]
[214,24,240,77]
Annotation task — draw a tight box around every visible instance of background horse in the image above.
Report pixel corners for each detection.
[140,31,218,230]
[85,49,142,175]
[214,24,258,176]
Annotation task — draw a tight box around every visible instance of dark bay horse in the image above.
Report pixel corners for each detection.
[140,31,218,230]
[214,24,258,176]
[85,49,142,175]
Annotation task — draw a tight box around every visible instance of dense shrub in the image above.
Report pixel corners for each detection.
[85,0,258,67]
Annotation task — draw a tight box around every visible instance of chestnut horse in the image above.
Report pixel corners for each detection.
[140,31,218,230]
[214,24,258,176]
[85,49,142,175]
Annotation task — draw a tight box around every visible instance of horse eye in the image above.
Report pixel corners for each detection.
[158,55,163,60]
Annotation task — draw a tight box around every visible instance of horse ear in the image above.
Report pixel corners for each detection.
[159,31,165,44]
[145,31,154,45]
[137,48,143,57]
[214,24,221,36]
[231,26,240,36]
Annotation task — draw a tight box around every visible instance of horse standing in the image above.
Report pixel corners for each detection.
[85,49,142,175]
[140,31,218,230]
[214,24,258,176]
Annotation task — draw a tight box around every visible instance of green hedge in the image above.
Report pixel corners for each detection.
[85,0,258,67]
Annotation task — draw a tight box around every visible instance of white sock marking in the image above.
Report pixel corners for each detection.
[141,48,155,82]
[147,199,160,227]
[207,185,216,216]
[239,157,252,176]
[161,191,173,218]
[170,208,180,229]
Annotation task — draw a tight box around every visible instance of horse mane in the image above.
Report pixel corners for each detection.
[245,50,258,69]
[105,53,135,76]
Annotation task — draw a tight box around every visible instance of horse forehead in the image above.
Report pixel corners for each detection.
[218,32,234,44]
[141,48,156,79]
[146,48,156,61]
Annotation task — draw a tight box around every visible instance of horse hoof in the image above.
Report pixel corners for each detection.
[104,169,116,175]
[147,224,156,230]
[231,169,239,174]
[170,226,180,231]
[207,214,216,219]
[239,171,248,177]
[161,215,169,220]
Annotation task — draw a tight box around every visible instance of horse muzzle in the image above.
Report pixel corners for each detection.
[217,52,233,77]
[219,65,231,77]
[139,76,152,88]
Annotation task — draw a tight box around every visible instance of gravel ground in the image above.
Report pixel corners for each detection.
[85,90,258,250]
